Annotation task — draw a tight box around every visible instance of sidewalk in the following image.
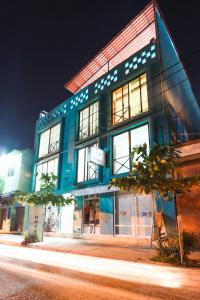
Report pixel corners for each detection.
[0,233,154,263]
[0,233,199,264]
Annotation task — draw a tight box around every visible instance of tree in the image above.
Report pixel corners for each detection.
[110,143,200,238]
[15,173,73,240]
[15,173,72,207]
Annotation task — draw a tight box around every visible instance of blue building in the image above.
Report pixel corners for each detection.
[32,2,200,240]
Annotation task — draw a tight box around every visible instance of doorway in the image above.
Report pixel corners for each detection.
[83,194,100,234]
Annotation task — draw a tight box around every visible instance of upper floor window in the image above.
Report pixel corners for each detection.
[77,144,98,182]
[112,74,148,125]
[79,102,99,140]
[38,123,61,158]
[113,124,149,175]
[35,157,58,191]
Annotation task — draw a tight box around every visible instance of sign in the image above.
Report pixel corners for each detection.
[28,206,45,242]
[88,147,105,166]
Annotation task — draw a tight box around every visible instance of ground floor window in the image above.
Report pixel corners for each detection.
[115,192,153,237]
[83,194,100,234]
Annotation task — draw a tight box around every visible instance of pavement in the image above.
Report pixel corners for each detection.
[0,233,199,264]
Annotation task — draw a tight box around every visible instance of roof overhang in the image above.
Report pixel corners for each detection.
[64,2,156,94]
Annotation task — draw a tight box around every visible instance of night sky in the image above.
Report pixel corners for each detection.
[0,0,200,153]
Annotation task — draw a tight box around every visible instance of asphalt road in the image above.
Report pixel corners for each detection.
[0,244,200,300]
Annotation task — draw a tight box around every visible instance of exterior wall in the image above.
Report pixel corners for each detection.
[156,10,200,142]
[0,150,22,195]
[100,193,114,235]
[176,159,200,248]
[0,148,33,233]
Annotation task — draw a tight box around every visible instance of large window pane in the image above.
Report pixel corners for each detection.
[49,124,60,154]
[140,74,148,112]
[90,102,99,136]
[38,123,61,158]
[113,124,149,175]
[77,148,85,182]
[79,102,99,140]
[35,164,42,192]
[112,73,148,125]
[112,87,123,124]
[113,132,129,174]
[129,78,141,117]
[79,107,89,139]
[131,124,149,151]
[77,144,98,182]
[38,129,50,158]
[35,158,58,191]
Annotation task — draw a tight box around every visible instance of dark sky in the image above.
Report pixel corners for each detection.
[0,0,200,153]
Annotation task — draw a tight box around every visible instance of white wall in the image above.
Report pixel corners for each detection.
[60,199,74,234]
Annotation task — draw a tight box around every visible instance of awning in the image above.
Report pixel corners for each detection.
[64,2,156,94]
[71,185,119,197]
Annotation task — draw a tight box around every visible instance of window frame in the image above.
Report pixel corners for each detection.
[35,156,59,192]
[76,143,99,183]
[111,73,148,126]
[78,101,99,141]
[112,124,149,176]
[38,122,61,159]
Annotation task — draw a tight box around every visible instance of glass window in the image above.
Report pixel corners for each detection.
[77,144,98,182]
[38,129,50,158]
[113,132,129,174]
[49,124,60,154]
[79,102,99,140]
[38,124,60,158]
[113,124,149,175]
[112,74,148,125]
[35,157,58,191]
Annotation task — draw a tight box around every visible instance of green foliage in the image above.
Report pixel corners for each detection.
[15,173,73,207]
[152,235,180,264]
[110,143,200,200]
[152,232,198,264]
[24,232,40,244]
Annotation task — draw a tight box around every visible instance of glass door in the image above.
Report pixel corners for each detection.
[115,192,153,237]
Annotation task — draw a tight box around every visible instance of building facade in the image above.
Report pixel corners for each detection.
[32,2,200,240]
[0,149,33,232]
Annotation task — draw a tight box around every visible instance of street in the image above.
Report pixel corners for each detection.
[0,245,200,299]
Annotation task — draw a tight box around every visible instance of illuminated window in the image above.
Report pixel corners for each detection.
[38,123,61,158]
[112,74,148,125]
[35,157,58,191]
[113,124,149,174]
[79,102,99,140]
[77,144,98,182]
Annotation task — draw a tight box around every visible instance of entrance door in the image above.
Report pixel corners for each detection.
[115,192,153,237]
[83,194,100,234]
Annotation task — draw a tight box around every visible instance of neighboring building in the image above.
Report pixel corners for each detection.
[177,140,200,247]
[32,2,200,240]
[0,149,33,232]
